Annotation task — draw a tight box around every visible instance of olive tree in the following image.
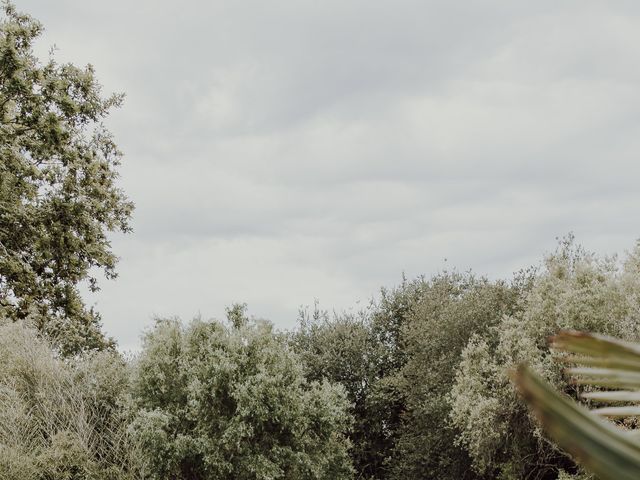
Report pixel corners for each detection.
[388,272,528,480]
[129,314,354,480]
[290,278,431,480]
[291,304,388,480]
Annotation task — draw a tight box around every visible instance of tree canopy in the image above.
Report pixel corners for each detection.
[129,315,354,480]
[0,3,133,355]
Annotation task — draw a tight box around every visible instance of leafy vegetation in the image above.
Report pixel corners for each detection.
[450,238,640,479]
[3,2,640,479]
[129,312,354,480]
[0,311,354,480]
[0,2,132,355]
[0,317,136,479]
[390,272,527,480]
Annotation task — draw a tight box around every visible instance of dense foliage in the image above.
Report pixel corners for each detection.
[450,238,640,479]
[0,317,135,479]
[292,273,531,480]
[292,303,391,479]
[390,272,528,480]
[129,312,354,480]
[3,4,640,480]
[0,312,355,480]
[0,3,132,355]
[289,237,640,480]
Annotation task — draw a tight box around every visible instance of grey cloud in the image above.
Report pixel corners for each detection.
[18,0,640,348]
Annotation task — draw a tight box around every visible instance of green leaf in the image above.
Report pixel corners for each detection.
[582,391,640,403]
[591,406,640,418]
[515,364,640,480]
[556,354,640,372]
[551,331,640,364]
[565,367,640,389]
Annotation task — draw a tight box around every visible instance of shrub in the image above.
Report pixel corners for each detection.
[129,314,354,480]
[0,319,137,479]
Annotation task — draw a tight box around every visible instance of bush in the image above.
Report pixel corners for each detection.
[129,314,354,480]
[0,319,137,479]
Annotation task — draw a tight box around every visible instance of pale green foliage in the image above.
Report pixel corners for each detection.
[450,237,640,478]
[130,315,354,480]
[0,319,138,479]
[0,2,133,355]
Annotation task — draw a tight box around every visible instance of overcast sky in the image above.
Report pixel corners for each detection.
[17,1,640,350]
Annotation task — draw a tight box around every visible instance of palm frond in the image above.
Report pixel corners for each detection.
[514,330,640,479]
[515,365,640,480]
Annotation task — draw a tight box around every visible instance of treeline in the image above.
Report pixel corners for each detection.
[3,237,640,479]
[291,236,640,480]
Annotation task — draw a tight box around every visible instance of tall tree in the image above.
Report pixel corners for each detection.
[292,306,382,479]
[0,3,133,355]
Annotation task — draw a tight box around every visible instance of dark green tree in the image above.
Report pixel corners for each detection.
[390,272,527,480]
[292,274,531,480]
[291,278,430,480]
[292,306,381,478]
[0,3,133,355]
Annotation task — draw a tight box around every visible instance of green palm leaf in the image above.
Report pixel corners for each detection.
[514,330,640,479]
[515,365,640,480]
